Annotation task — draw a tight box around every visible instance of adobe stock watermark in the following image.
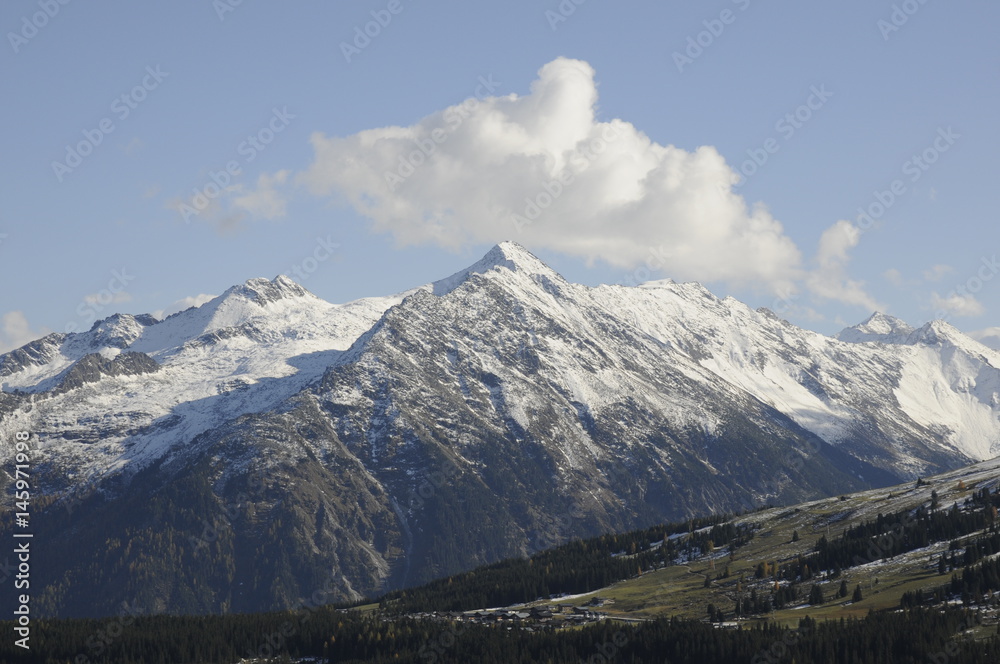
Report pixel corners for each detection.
[73,601,144,664]
[853,126,958,234]
[177,106,294,224]
[213,0,248,22]
[580,630,630,664]
[933,254,999,322]
[64,268,136,334]
[511,122,623,233]
[405,456,463,513]
[768,287,799,317]
[244,567,343,661]
[729,85,834,190]
[73,600,145,664]
[51,66,169,183]
[285,236,341,283]
[340,0,407,63]
[616,245,672,288]
[384,74,503,192]
[61,478,100,517]
[877,0,933,41]
[545,0,588,31]
[417,619,470,664]
[751,625,804,664]
[188,474,266,557]
[926,611,984,664]
[762,436,823,499]
[672,0,754,74]
[7,0,72,54]
[532,497,587,551]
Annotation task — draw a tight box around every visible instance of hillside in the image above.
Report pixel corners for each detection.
[3,457,1000,663]
[2,242,1000,617]
[372,455,1000,633]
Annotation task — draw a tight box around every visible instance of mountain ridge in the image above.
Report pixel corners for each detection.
[1,241,999,617]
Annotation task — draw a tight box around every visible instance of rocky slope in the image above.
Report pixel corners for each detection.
[1,242,997,617]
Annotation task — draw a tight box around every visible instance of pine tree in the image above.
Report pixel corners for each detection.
[853,584,863,602]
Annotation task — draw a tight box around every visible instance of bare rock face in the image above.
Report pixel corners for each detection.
[2,243,998,618]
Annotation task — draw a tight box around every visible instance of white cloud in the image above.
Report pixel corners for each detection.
[930,291,985,318]
[167,193,245,235]
[152,293,216,321]
[884,268,906,287]
[922,264,952,282]
[968,327,1000,350]
[292,57,804,295]
[805,220,882,311]
[231,170,289,220]
[0,311,48,354]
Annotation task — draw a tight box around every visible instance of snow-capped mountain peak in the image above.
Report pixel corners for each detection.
[78,313,157,350]
[431,241,560,295]
[4,241,1000,618]
[836,312,914,343]
[904,319,1000,359]
[122,275,324,356]
[225,274,315,306]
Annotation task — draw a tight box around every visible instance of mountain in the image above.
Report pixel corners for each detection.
[1,242,998,618]
[6,456,1000,664]
[378,452,1000,619]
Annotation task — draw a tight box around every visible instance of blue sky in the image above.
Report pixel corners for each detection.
[2,0,998,351]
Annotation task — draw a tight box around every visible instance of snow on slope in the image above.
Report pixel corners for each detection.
[0,277,410,482]
[3,242,999,488]
[893,324,1000,461]
[835,312,915,344]
[583,276,1000,469]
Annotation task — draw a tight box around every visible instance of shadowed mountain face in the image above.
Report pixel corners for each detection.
[1,242,997,617]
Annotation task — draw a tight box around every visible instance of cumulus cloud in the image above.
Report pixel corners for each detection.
[884,268,906,287]
[930,291,985,318]
[0,311,48,354]
[231,170,289,220]
[805,220,882,311]
[167,192,245,235]
[968,327,1000,350]
[293,57,804,295]
[153,293,217,321]
[922,264,952,282]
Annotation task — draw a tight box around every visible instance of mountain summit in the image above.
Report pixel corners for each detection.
[431,241,559,295]
[837,312,915,343]
[2,243,999,618]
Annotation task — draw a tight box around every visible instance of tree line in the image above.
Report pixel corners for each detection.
[379,514,754,614]
[2,606,998,663]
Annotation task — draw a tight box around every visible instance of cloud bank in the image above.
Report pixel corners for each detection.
[294,57,810,296]
[806,221,882,312]
[153,294,217,321]
[969,327,1000,350]
[234,57,881,310]
[0,311,48,354]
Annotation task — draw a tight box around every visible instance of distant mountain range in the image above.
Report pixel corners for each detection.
[2,242,998,617]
